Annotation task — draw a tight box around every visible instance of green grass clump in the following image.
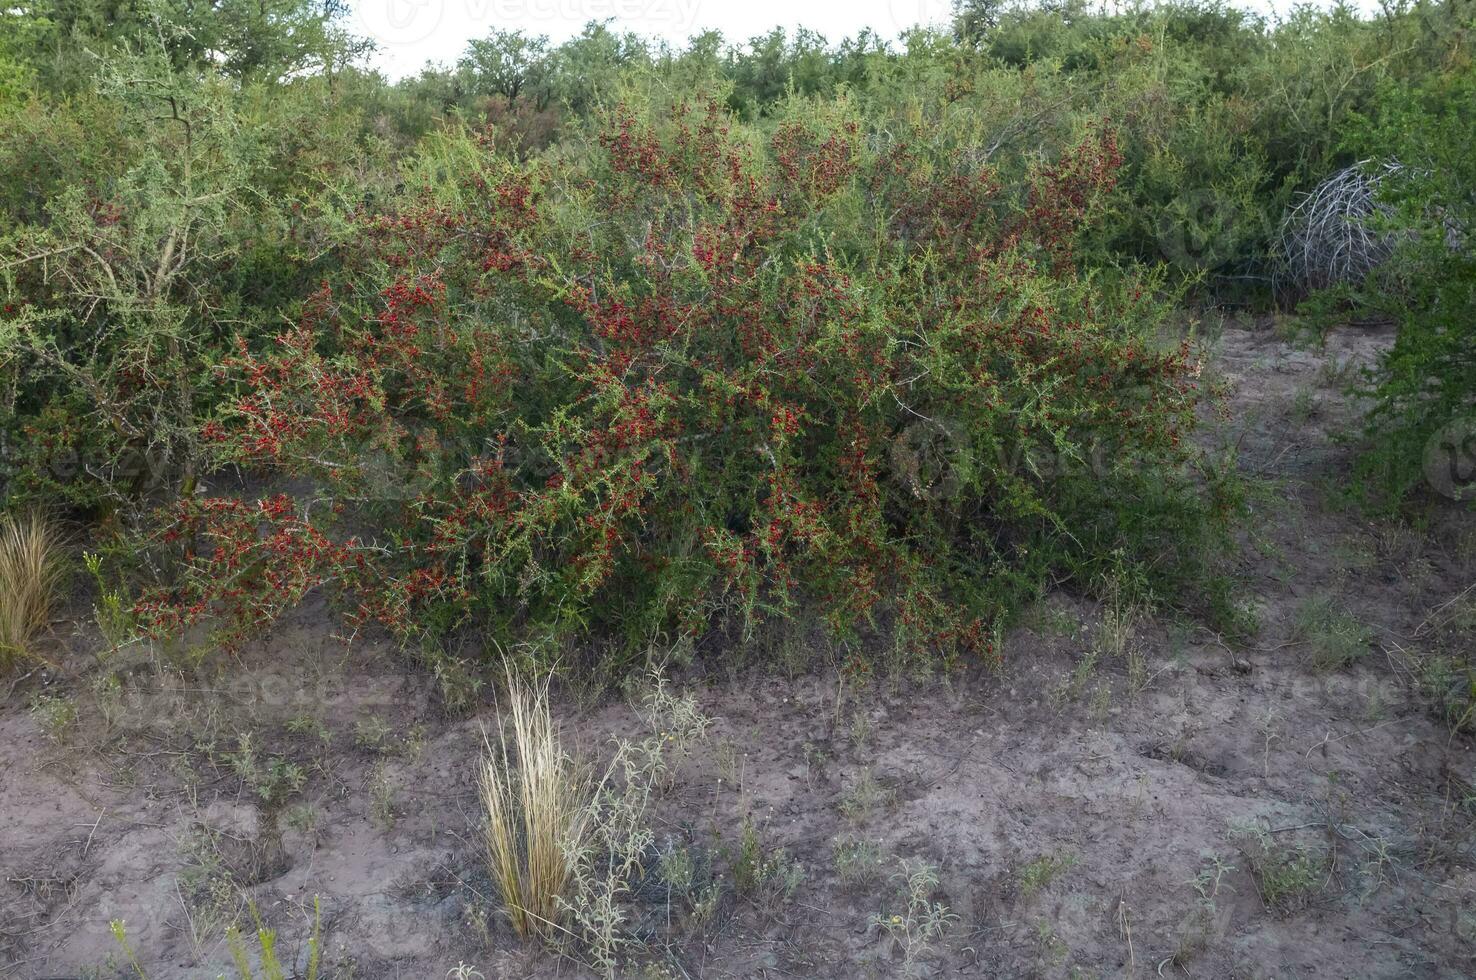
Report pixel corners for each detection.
[1294,594,1373,671]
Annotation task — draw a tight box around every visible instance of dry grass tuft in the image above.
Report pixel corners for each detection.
[0,510,65,670]
[479,669,588,940]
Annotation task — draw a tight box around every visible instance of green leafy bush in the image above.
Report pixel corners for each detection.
[133,97,1228,673]
[1342,68,1476,503]
[0,17,381,516]
[0,40,255,513]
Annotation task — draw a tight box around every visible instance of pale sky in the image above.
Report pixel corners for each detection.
[351,0,1378,79]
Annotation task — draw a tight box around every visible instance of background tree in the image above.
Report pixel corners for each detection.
[953,0,1005,47]
[460,29,552,109]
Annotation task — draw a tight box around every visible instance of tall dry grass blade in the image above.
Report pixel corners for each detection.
[479,669,588,940]
[0,511,65,671]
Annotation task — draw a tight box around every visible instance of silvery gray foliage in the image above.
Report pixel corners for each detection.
[1276,160,1406,299]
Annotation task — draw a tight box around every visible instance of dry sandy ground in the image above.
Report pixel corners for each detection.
[3,315,1474,979]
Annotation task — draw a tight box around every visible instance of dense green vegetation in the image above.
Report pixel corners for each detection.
[1,1,1471,675]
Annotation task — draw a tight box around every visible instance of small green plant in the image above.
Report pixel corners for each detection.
[657,840,696,894]
[353,716,394,752]
[111,896,321,979]
[1097,602,1135,662]
[1374,522,1425,567]
[286,714,331,747]
[847,709,872,752]
[732,817,804,908]
[426,647,487,716]
[563,763,655,977]
[733,818,765,894]
[110,918,148,978]
[1293,594,1373,670]
[1257,846,1324,913]
[1096,560,1152,692]
[175,828,245,962]
[284,804,322,843]
[1031,918,1069,965]
[839,767,895,824]
[91,670,126,730]
[29,692,77,742]
[1126,646,1150,694]
[1356,832,1395,900]
[832,835,887,887]
[656,840,721,928]
[403,724,427,761]
[1053,647,1101,707]
[1416,652,1476,733]
[1018,851,1077,899]
[714,737,742,786]
[874,859,958,977]
[224,733,307,805]
[83,550,134,652]
[1190,852,1236,904]
[632,672,712,790]
[1233,823,1326,915]
[1174,852,1235,965]
[1288,385,1319,425]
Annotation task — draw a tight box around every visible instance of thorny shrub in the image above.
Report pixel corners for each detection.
[135,97,1232,673]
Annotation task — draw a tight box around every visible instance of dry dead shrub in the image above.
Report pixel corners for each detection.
[1276,160,1405,300]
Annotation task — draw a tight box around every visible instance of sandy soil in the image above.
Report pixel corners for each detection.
[3,314,1474,979]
